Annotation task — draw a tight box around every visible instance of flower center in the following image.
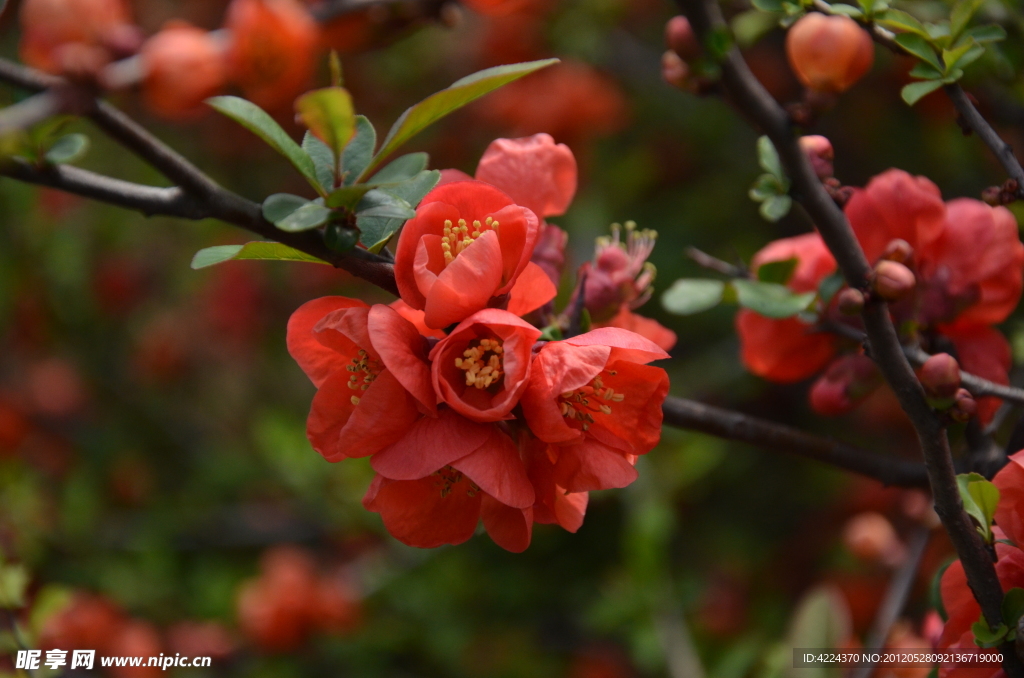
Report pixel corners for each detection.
[454,338,504,389]
[434,465,480,498]
[346,349,382,406]
[558,372,623,431]
[441,217,500,266]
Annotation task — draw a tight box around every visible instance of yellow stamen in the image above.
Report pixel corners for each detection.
[455,337,505,389]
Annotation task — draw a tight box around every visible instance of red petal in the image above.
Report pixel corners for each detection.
[554,491,588,533]
[565,327,670,364]
[339,370,421,458]
[587,361,669,456]
[492,203,539,294]
[287,296,367,387]
[394,201,457,310]
[994,450,1024,548]
[438,168,473,186]
[736,310,837,383]
[368,304,436,413]
[362,474,481,548]
[507,261,558,317]
[306,371,357,462]
[315,305,376,360]
[481,495,533,553]
[943,324,1011,425]
[419,179,515,217]
[474,134,578,219]
[520,342,608,444]
[370,408,493,479]
[451,427,535,508]
[844,169,945,262]
[423,229,504,329]
[552,439,639,492]
[595,306,677,352]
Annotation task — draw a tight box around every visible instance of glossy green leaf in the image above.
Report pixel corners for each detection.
[756,135,784,180]
[750,173,786,200]
[275,201,332,232]
[661,279,726,315]
[874,9,929,38]
[363,59,559,179]
[971,620,1008,648]
[901,79,944,105]
[190,242,329,269]
[757,258,798,284]
[759,194,792,222]
[368,152,429,184]
[295,87,356,160]
[262,193,311,224]
[926,21,951,42]
[950,0,985,41]
[827,4,863,18]
[355,189,415,220]
[909,61,945,80]
[818,272,845,305]
[945,43,985,71]
[325,185,375,210]
[961,24,1006,44]
[303,132,335,192]
[323,223,359,253]
[206,96,318,190]
[356,170,440,250]
[341,115,376,185]
[1003,588,1024,629]
[895,33,943,71]
[732,278,814,318]
[958,472,1000,543]
[732,10,780,48]
[44,133,89,164]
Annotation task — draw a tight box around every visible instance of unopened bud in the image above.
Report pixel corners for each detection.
[920,353,961,400]
[837,288,864,315]
[661,50,689,89]
[950,388,977,423]
[665,16,700,61]
[881,239,913,265]
[982,186,1003,206]
[798,135,834,180]
[872,260,915,301]
[843,512,905,567]
[54,42,111,83]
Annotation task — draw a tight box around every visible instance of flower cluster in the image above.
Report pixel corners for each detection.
[288,136,671,552]
[737,168,1024,423]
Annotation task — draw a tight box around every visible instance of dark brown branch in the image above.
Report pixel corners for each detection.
[675,2,1019,672]
[685,246,746,277]
[945,84,1024,199]
[661,396,929,488]
[0,158,399,294]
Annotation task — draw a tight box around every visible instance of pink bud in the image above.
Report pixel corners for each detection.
[872,260,915,300]
[920,353,961,400]
[881,238,913,265]
[836,287,864,315]
[951,388,977,423]
[661,50,689,89]
[843,512,905,567]
[665,16,700,61]
[809,354,878,416]
[798,135,834,180]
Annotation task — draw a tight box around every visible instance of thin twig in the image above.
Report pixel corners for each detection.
[676,2,1020,673]
[849,526,931,678]
[945,84,1024,199]
[685,246,746,277]
[661,396,929,487]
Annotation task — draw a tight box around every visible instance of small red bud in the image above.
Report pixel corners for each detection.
[872,260,915,300]
[661,50,689,90]
[665,16,700,61]
[880,239,913,265]
[843,512,905,567]
[950,388,977,423]
[920,353,961,400]
[798,135,834,180]
[837,288,864,315]
[786,13,874,93]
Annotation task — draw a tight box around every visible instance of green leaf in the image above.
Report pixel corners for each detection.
[901,79,944,105]
[909,61,945,80]
[341,115,376,185]
[190,242,329,269]
[295,87,356,160]
[355,189,415,220]
[661,279,726,315]
[206,96,319,192]
[757,257,798,285]
[750,173,786,201]
[364,59,559,179]
[874,9,930,38]
[971,620,1009,648]
[961,24,1006,44]
[0,562,29,608]
[895,33,943,71]
[818,272,845,305]
[787,585,852,658]
[262,193,310,224]
[356,170,441,250]
[325,185,374,210]
[323,223,360,252]
[757,135,784,180]
[732,278,814,318]
[759,194,792,222]
[945,43,985,71]
[276,201,332,232]
[958,472,999,542]
[706,25,735,60]
[926,21,951,42]
[732,10,780,48]
[44,133,89,164]
[1002,588,1024,629]
[828,4,863,18]
[368,152,429,185]
[303,132,335,192]
[950,0,985,41]
[751,0,784,11]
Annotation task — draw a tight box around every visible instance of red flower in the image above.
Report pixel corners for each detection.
[520,328,669,492]
[736,233,838,382]
[475,133,578,220]
[918,199,1024,327]
[596,305,677,352]
[19,0,131,73]
[394,180,544,329]
[225,0,319,110]
[523,434,588,533]
[287,297,435,462]
[141,23,227,120]
[844,169,945,264]
[429,309,541,422]
[944,324,1012,424]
